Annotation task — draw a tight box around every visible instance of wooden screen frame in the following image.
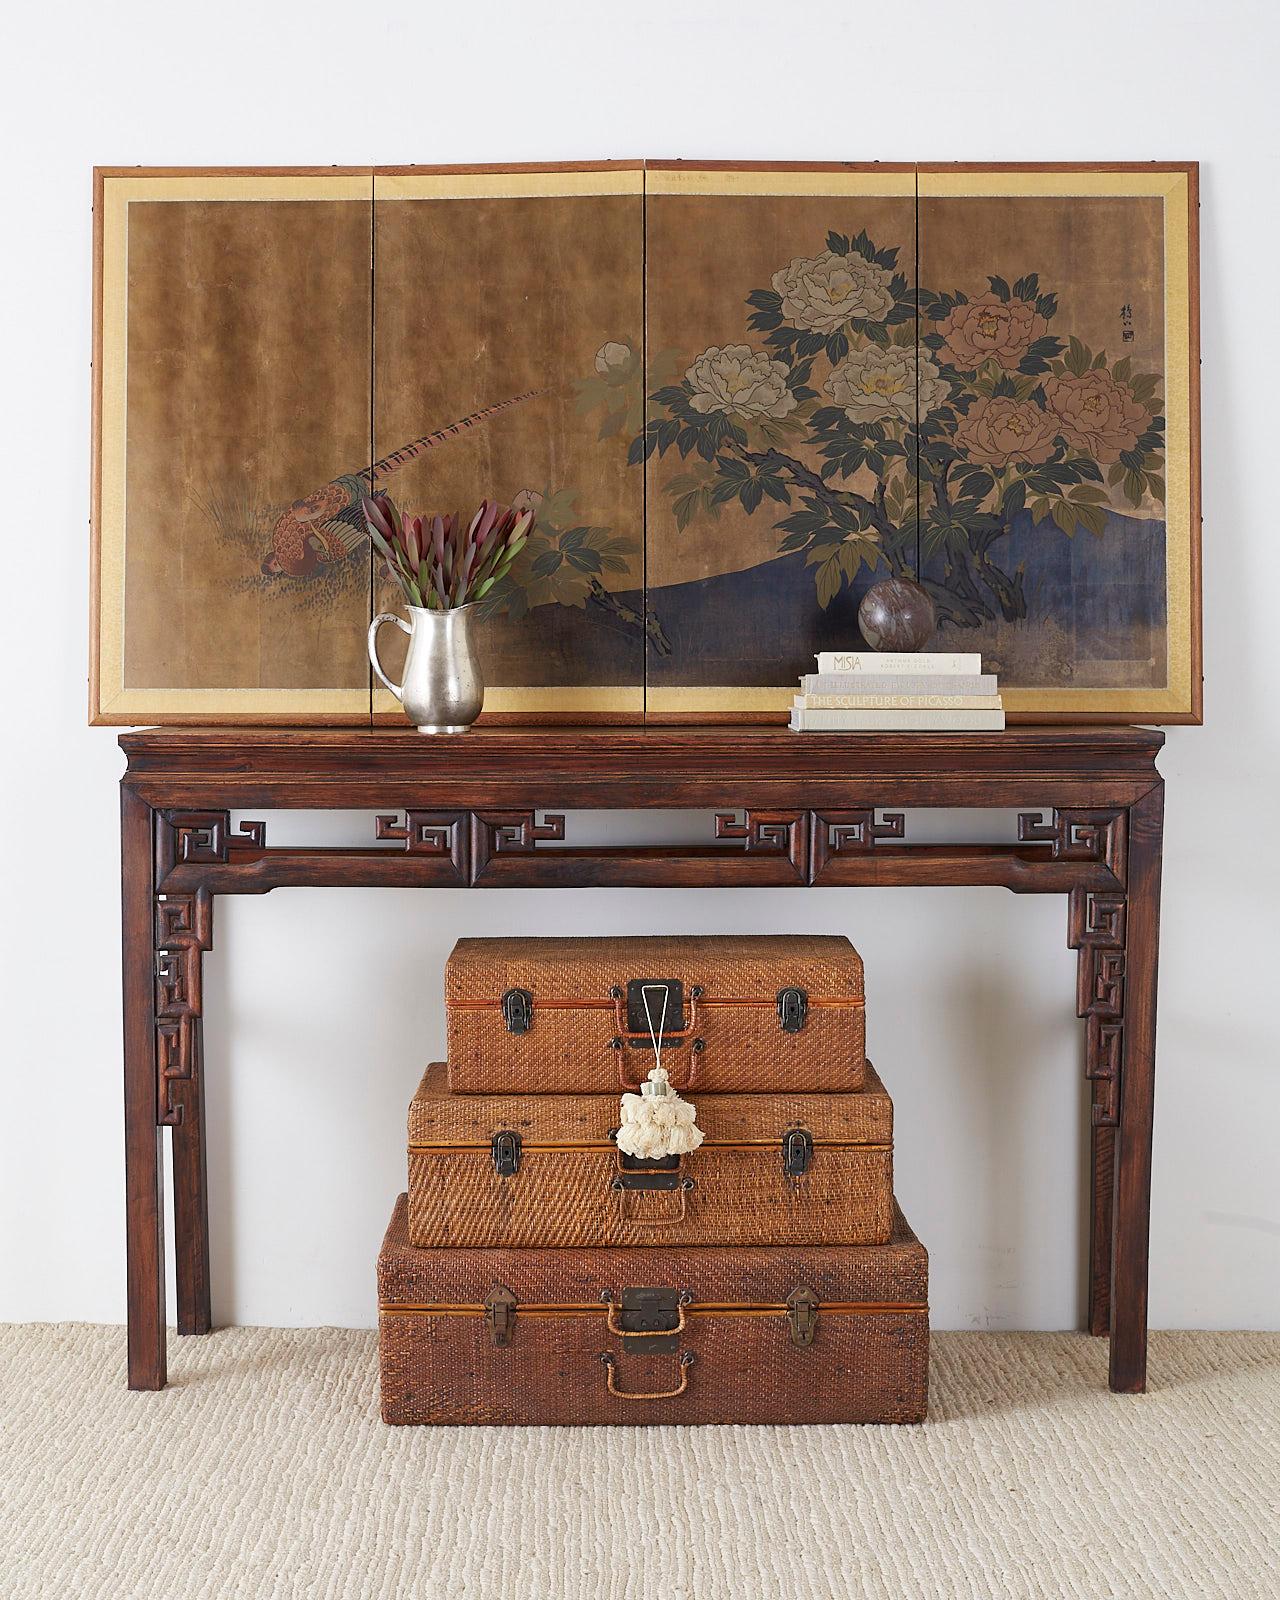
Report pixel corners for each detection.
[91,161,1201,726]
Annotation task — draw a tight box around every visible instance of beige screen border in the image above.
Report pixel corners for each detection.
[91,164,1199,726]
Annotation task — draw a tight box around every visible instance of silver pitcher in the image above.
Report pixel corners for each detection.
[368,604,484,734]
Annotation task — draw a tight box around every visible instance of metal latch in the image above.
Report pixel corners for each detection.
[776,986,809,1033]
[485,1283,517,1346]
[782,1127,814,1178]
[606,1287,687,1352]
[787,1286,819,1347]
[491,1130,522,1177]
[612,1170,694,1194]
[501,987,533,1034]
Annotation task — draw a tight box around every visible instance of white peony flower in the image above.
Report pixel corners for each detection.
[824,346,949,424]
[595,340,636,377]
[685,344,798,419]
[772,251,895,331]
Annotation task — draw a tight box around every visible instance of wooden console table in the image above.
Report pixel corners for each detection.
[118,725,1164,1393]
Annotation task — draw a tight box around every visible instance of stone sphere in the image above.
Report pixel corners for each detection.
[857,577,937,652]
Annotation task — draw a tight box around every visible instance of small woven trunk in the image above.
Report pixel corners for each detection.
[378,1194,929,1425]
[406,1062,894,1248]
[444,934,866,1094]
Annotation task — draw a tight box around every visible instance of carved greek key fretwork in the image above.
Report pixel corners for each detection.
[155,889,212,950]
[712,811,808,877]
[1086,1017,1123,1128]
[489,812,567,852]
[1069,887,1127,1127]
[828,810,907,853]
[808,809,905,880]
[1069,892,1127,1016]
[155,949,201,1018]
[1019,809,1125,881]
[167,811,266,864]
[374,810,468,881]
[713,810,805,855]
[469,811,568,883]
[154,888,213,1127]
[375,810,468,861]
[1069,891,1127,949]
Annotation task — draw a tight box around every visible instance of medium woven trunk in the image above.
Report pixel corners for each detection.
[406,1062,893,1248]
[444,934,866,1094]
[378,1194,929,1425]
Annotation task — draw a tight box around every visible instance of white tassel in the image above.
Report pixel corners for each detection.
[615,1066,705,1161]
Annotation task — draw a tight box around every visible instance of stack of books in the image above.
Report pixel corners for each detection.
[789,649,1004,731]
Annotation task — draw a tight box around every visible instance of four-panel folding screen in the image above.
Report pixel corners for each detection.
[92,163,1200,724]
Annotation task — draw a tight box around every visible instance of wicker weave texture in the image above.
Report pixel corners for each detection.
[406,1145,892,1248]
[408,1062,892,1145]
[445,934,865,1094]
[380,1195,927,1310]
[445,935,865,1003]
[378,1197,928,1425]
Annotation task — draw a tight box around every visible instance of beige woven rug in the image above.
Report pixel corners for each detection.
[1,1326,1276,1600]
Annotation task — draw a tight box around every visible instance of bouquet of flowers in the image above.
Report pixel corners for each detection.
[361,492,533,610]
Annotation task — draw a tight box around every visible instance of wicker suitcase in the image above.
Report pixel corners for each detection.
[378,1194,928,1425]
[406,1062,893,1248]
[444,934,866,1094]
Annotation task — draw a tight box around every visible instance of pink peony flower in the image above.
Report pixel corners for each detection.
[940,294,1045,371]
[1042,370,1147,463]
[953,396,1058,468]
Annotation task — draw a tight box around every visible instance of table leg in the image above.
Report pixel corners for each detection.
[122,787,166,1390]
[172,1017,212,1334]
[1088,1124,1114,1335]
[1109,782,1164,1392]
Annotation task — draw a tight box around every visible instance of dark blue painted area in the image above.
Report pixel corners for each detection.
[926,508,1167,641]
[643,552,869,686]
[644,509,1166,685]
[482,510,1167,688]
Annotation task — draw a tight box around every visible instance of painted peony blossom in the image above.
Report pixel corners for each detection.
[1042,370,1146,463]
[772,251,895,332]
[939,293,1045,371]
[685,344,798,419]
[595,340,636,378]
[825,346,950,424]
[953,396,1057,468]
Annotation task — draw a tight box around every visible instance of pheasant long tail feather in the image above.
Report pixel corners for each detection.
[361,389,547,485]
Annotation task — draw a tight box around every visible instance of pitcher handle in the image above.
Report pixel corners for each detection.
[368,613,410,698]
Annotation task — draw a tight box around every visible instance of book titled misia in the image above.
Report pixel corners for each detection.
[815,651,983,675]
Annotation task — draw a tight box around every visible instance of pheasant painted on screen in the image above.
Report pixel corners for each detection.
[260,389,543,578]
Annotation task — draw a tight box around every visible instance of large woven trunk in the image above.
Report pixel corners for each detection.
[378,1194,928,1425]
[444,934,866,1094]
[406,1062,893,1248]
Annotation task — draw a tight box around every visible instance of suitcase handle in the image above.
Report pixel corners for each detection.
[600,1350,694,1400]
[610,1173,695,1228]
[609,988,704,1086]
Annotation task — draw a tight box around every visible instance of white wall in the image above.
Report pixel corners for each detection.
[2,0,1276,1331]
